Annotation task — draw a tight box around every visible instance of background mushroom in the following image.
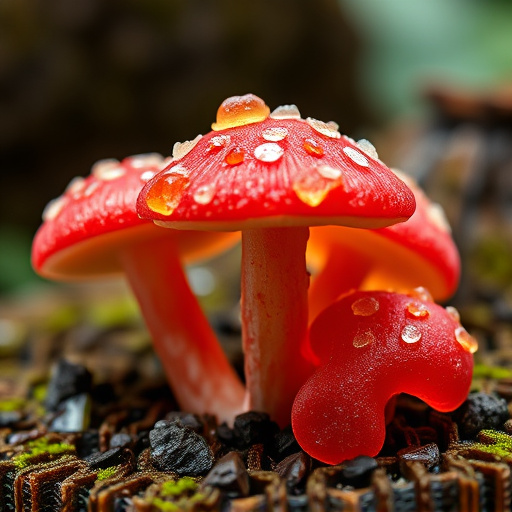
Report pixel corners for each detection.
[292,289,477,464]
[136,94,416,426]
[307,170,460,323]
[31,153,244,422]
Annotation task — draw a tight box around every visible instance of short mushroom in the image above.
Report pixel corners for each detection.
[31,153,244,422]
[292,289,477,464]
[307,170,460,323]
[136,94,416,426]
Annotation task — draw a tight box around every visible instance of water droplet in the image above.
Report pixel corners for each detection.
[207,135,231,152]
[66,176,86,196]
[352,296,380,316]
[270,104,301,119]
[446,306,460,323]
[455,327,478,353]
[92,159,122,180]
[401,324,422,344]
[212,94,270,131]
[193,184,216,205]
[173,135,202,160]
[42,196,67,221]
[408,287,433,303]
[293,173,342,207]
[95,165,125,181]
[225,147,245,165]
[343,147,369,167]
[254,143,284,162]
[303,138,324,157]
[406,302,430,319]
[427,203,451,233]
[262,126,288,141]
[356,139,379,160]
[130,153,164,168]
[145,172,190,215]
[353,329,376,348]
[317,166,342,180]
[306,117,341,138]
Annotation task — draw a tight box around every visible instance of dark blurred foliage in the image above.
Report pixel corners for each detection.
[0,0,366,233]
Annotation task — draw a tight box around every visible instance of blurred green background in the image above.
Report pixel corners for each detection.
[1,0,512,297]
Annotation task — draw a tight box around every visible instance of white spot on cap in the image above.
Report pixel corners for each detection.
[83,181,100,197]
[193,184,216,205]
[254,143,284,162]
[172,135,202,160]
[317,165,342,180]
[140,170,156,181]
[343,147,369,167]
[130,153,164,168]
[262,127,288,141]
[270,104,301,119]
[427,203,452,233]
[42,196,67,221]
[356,139,379,160]
[306,117,341,139]
[66,176,86,196]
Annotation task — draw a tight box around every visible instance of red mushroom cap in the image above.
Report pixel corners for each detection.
[307,171,460,303]
[32,153,238,280]
[292,289,476,464]
[137,95,415,230]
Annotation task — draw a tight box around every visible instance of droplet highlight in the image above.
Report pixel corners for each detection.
[306,118,341,139]
[270,104,301,119]
[353,329,376,348]
[406,302,430,319]
[455,327,478,353]
[193,184,216,205]
[343,147,369,167]
[225,147,245,166]
[303,138,324,157]
[145,172,190,215]
[207,135,231,152]
[254,143,284,162]
[173,135,202,160]
[212,94,270,131]
[408,287,433,303]
[262,127,288,141]
[356,139,379,160]
[352,297,380,316]
[401,324,422,344]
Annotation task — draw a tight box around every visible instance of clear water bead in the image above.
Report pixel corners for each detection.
[356,139,379,160]
[193,184,216,205]
[306,118,341,139]
[207,135,231,152]
[408,287,433,303]
[445,306,460,323]
[351,297,379,316]
[173,135,202,160]
[262,127,288,141]
[343,147,369,167]
[270,104,301,119]
[406,302,430,319]
[353,329,376,348]
[401,324,422,344]
[455,327,478,353]
[254,143,284,162]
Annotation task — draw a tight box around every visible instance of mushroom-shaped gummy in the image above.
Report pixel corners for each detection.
[307,170,460,323]
[136,94,416,426]
[292,289,477,464]
[31,153,244,422]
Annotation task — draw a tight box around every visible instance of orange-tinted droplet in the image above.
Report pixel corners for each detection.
[303,138,324,157]
[212,94,270,131]
[225,147,245,166]
[352,297,379,316]
[145,172,190,215]
[407,286,433,303]
[445,306,460,323]
[406,302,430,319]
[455,327,478,354]
[207,135,231,153]
[353,329,376,348]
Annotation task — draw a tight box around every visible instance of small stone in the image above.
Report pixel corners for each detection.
[275,452,311,494]
[233,411,279,449]
[339,455,378,488]
[109,433,133,449]
[165,412,204,433]
[201,451,250,497]
[45,359,93,412]
[216,422,235,446]
[452,392,510,440]
[397,443,440,471]
[85,447,125,470]
[149,420,214,476]
[271,425,301,461]
[48,393,91,433]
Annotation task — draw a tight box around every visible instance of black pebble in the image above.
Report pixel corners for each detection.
[165,412,204,433]
[452,392,510,439]
[85,447,125,470]
[149,419,214,476]
[398,443,440,471]
[233,411,279,449]
[339,455,378,488]
[271,425,301,462]
[202,451,250,497]
[275,452,311,494]
[45,359,92,412]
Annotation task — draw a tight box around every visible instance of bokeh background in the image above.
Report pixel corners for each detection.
[1,0,512,308]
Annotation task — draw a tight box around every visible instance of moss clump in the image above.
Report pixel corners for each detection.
[473,430,512,459]
[160,477,198,496]
[151,477,205,511]
[0,398,25,412]
[13,437,75,469]
[96,466,118,481]
[472,364,512,380]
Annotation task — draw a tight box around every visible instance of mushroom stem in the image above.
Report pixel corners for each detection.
[308,246,372,324]
[120,237,245,423]
[241,226,314,427]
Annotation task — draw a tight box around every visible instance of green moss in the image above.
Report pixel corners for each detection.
[473,363,512,380]
[0,398,25,412]
[472,430,512,459]
[96,466,117,481]
[150,478,206,511]
[13,437,75,469]
[160,477,198,497]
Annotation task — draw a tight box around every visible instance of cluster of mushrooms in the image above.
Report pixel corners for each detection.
[32,94,478,465]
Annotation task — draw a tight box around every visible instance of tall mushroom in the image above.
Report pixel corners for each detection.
[136,94,416,426]
[292,289,477,464]
[307,170,460,323]
[31,153,244,422]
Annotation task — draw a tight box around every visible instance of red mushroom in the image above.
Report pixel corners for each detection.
[292,289,477,464]
[31,153,244,422]
[136,94,416,426]
[307,170,460,323]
